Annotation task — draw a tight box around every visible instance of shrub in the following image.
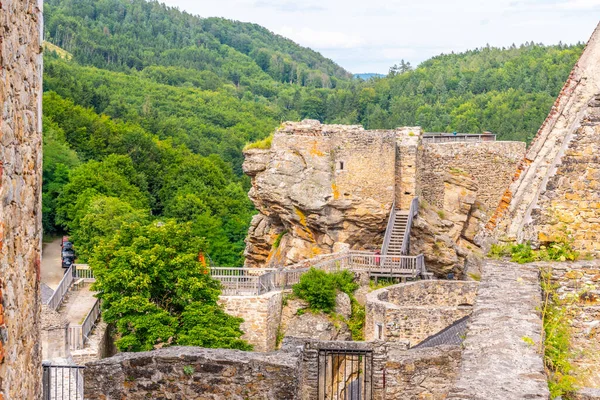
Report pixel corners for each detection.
[292,268,337,313]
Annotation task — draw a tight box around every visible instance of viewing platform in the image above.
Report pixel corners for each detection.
[422,132,496,143]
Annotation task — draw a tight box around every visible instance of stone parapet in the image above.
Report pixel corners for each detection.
[447,260,549,400]
[365,280,478,346]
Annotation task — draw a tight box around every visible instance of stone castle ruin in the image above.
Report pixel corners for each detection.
[2,2,600,399]
[243,121,524,276]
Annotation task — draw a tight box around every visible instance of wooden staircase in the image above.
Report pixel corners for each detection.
[386,211,409,256]
[381,197,432,278]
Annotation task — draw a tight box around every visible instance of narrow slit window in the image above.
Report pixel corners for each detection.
[338,161,345,171]
[376,323,383,340]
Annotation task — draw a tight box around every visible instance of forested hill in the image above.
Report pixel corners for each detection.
[44,0,351,89]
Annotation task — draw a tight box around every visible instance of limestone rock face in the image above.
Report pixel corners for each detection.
[243,121,397,268]
[411,172,486,278]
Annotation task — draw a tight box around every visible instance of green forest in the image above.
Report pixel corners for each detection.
[42,0,584,351]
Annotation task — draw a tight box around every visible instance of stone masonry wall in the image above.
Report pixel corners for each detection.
[84,347,299,400]
[219,291,283,352]
[419,141,526,211]
[530,97,600,254]
[365,281,478,346]
[0,0,44,399]
[385,345,462,400]
[538,260,600,389]
[396,127,422,209]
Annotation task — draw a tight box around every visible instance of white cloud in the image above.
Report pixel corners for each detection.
[275,27,366,50]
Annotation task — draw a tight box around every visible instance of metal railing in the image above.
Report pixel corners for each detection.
[42,363,85,400]
[380,200,396,256]
[47,265,75,311]
[68,298,101,350]
[401,197,419,255]
[212,251,427,296]
[47,265,96,311]
[422,133,496,143]
[73,264,95,281]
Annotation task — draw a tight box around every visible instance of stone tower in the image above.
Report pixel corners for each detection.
[489,22,600,254]
[0,0,44,398]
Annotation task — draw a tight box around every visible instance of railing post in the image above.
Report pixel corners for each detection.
[42,361,50,400]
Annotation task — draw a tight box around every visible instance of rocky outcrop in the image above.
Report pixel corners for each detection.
[243,121,398,268]
[411,172,487,278]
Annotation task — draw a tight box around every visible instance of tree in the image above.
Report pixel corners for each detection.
[90,220,251,352]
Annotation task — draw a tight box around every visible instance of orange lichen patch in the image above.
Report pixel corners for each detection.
[486,189,513,230]
[310,246,322,257]
[331,183,340,200]
[294,207,307,227]
[309,141,324,157]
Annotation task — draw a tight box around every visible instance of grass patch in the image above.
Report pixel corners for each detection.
[488,240,579,264]
[540,268,579,398]
[467,272,481,282]
[369,278,396,291]
[437,210,446,220]
[272,230,288,249]
[244,134,273,150]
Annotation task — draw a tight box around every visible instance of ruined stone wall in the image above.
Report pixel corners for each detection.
[0,0,44,398]
[419,141,526,211]
[84,347,299,400]
[396,127,422,208]
[219,291,283,352]
[365,281,478,346]
[539,260,600,389]
[530,99,600,254]
[385,345,462,399]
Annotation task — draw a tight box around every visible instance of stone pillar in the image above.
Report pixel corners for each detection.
[0,0,44,398]
[218,291,283,352]
[396,127,422,209]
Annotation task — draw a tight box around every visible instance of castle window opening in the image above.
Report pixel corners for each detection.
[337,161,345,171]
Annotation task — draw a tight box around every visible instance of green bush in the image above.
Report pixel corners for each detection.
[292,268,359,314]
[292,268,338,313]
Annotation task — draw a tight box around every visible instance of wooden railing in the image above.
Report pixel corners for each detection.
[381,200,396,256]
[422,134,496,143]
[69,298,101,350]
[401,197,419,255]
[212,251,428,296]
[47,265,76,311]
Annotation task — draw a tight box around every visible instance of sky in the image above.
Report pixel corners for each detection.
[160,0,600,74]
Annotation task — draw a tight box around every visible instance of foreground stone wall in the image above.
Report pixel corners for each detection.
[539,260,600,389]
[0,0,44,398]
[85,347,299,400]
[530,98,600,254]
[365,281,478,346]
[385,345,462,399]
[418,141,526,211]
[489,22,600,243]
[219,291,283,352]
